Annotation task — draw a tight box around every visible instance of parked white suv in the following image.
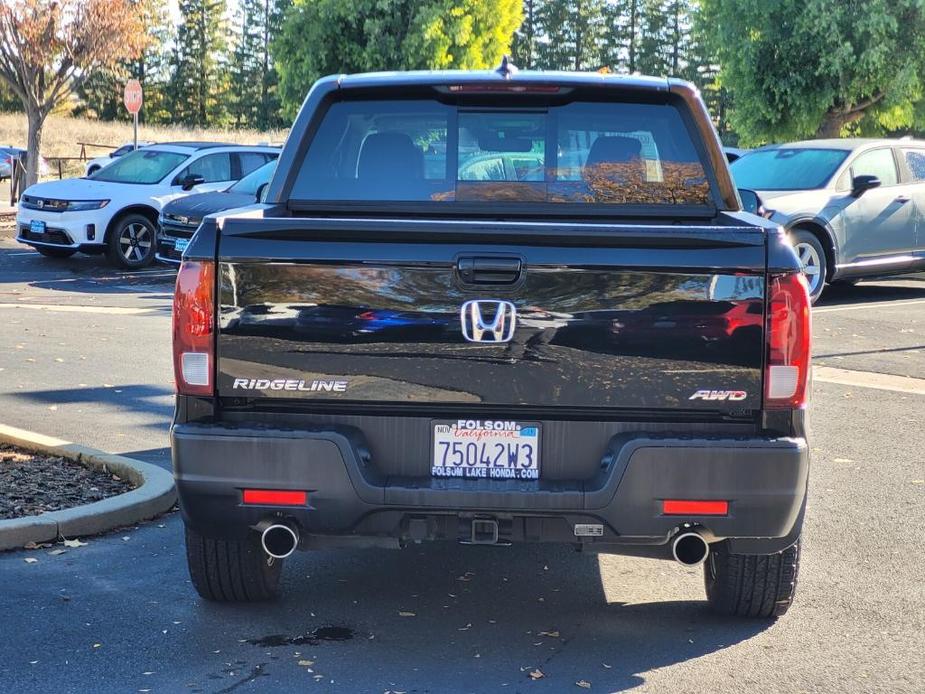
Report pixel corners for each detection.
[84,141,154,176]
[16,142,278,268]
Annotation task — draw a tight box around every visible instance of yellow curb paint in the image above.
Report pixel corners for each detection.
[814,366,925,396]
[0,303,156,315]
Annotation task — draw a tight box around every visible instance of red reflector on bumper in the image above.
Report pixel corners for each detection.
[242,489,307,506]
[662,499,729,516]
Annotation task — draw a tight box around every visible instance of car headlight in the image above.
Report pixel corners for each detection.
[66,200,110,211]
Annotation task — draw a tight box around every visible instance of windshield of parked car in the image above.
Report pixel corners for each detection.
[730,148,849,190]
[228,160,276,195]
[292,97,713,209]
[90,149,187,184]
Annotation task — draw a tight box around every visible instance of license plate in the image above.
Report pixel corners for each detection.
[30,220,45,234]
[432,420,540,480]
[174,238,190,253]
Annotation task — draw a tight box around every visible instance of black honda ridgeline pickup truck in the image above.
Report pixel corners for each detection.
[171,64,811,618]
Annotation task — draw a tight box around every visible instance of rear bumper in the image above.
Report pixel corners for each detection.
[171,423,808,556]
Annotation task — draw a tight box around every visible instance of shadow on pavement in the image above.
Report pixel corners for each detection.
[117,446,172,469]
[0,246,176,296]
[194,543,771,692]
[0,512,772,692]
[10,384,173,421]
[817,275,925,307]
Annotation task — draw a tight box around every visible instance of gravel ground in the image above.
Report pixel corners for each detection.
[0,443,133,520]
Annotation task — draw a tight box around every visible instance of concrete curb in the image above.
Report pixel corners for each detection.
[0,424,177,551]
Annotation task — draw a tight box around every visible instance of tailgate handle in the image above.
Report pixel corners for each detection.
[457,257,522,285]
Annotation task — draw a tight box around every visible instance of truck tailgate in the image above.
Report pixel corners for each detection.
[216,218,766,416]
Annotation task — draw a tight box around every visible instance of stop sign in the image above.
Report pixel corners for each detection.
[124,79,143,115]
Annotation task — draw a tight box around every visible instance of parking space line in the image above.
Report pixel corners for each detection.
[814,366,925,395]
[0,302,159,315]
[814,298,925,313]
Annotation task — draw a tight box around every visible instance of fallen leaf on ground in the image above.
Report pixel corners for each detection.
[602,663,612,669]
[298,660,314,667]
[63,539,88,548]
[48,549,67,556]
[24,557,38,564]
[538,630,560,638]
[398,611,416,617]
[576,680,592,688]
[529,669,545,680]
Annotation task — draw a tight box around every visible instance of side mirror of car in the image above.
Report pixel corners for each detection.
[738,188,764,215]
[179,173,206,191]
[851,174,881,197]
[256,183,269,203]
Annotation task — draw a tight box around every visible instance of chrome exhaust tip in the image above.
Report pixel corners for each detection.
[260,522,299,559]
[671,531,710,566]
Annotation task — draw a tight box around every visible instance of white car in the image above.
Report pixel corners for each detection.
[84,141,154,176]
[16,142,279,268]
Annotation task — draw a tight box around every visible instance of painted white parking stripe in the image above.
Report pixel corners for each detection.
[814,366,925,395]
[0,302,158,315]
[814,298,925,313]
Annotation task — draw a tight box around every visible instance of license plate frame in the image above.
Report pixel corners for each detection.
[30,220,45,235]
[431,420,541,481]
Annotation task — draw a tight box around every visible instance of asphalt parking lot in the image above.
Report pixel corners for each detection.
[0,228,923,693]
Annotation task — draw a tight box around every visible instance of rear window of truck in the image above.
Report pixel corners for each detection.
[291,98,712,208]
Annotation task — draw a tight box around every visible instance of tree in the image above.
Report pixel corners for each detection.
[0,0,148,184]
[170,0,229,127]
[699,0,925,144]
[534,0,607,71]
[77,2,172,124]
[273,0,523,119]
[0,81,19,112]
[511,0,542,69]
[230,0,289,129]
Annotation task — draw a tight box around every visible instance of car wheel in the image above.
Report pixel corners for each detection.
[184,525,283,602]
[35,246,77,259]
[704,538,800,618]
[106,213,157,269]
[790,230,827,303]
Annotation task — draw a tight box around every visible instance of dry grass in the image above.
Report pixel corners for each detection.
[0,111,289,178]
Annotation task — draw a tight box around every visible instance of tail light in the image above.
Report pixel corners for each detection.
[173,260,215,396]
[765,273,811,408]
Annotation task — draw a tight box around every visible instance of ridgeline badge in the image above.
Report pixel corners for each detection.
[232,378,348,392]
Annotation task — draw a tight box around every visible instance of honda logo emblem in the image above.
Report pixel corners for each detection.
[460,300,517,343]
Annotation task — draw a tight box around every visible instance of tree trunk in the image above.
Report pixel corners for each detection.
[816,110,859,138]
[575,0,583,71]
[261,0,270,130]
[25,105,44,188]
[629,0,637,73]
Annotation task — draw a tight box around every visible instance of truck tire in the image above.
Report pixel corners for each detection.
[185,525,283,602]
[704,538,800,618]
[35,246,76,258]
[106,213,157,269]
